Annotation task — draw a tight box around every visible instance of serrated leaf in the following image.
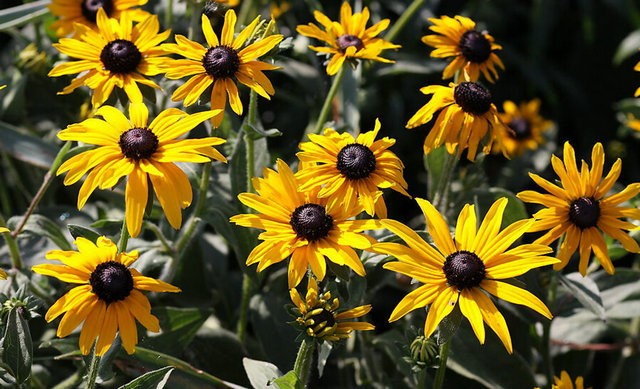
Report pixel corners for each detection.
[558,272,605,320]
[0,0,50,31]
[117,366,174,389]
[2,308,33,384]
[242,358,282,389]
[67,224,102,243]
[272,371,304,389]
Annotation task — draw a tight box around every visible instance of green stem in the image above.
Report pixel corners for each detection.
[293,338,316,386]
[237,0,256,27]
[431,150,458,214]
[236,90,259,343]
[542,270,559,386]
[164,0,174,31]
[145,223,173,253]
[235,273,254,343]
[118,219,130,252]
[174,162,212,255]
[313,65,346,135]
[11,141,72,239]
[0,215,21,270]
[384,0,426,43]
[433,341,450,389]
[86,351,101,389]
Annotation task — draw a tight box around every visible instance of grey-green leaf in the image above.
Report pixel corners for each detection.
[0,0,50,31]
[0,121,59,169]
[558,272,606,320]
[242,358,282,389]
[2,308,33,384]
[117,366,174,389]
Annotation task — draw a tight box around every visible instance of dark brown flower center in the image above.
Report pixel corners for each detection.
[443,250,486,290]
[459,30,492,63]
[568,197,600,229]
[336,143,376,180]
[508,118,531,140]
[454,82,492,116]
[100,39,142,74]
[337,34,364,52]
[308,308,336,330]
[89,261,134,304]
[290,203,333,241]
[202,46,240,79]
[81,0,113,23]
[119,127,159,160]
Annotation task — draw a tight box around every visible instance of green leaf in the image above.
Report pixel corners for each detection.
[558,272,605,320]
[9,214,71,250]
[118,366,174,389]
[141,307,210,355]
[436,304,463,345]
[272,371,304,389]
[0,121,59,169]
[242,358,282,389]
[228,131,270,196]
[0,0,50,31]
[472,187,529,227]
[448,321,536,389]
[317,341,333,378]
[424,146,447,201]
[2,308,33,384]
[67,224,102,243]
[613,30,640,65]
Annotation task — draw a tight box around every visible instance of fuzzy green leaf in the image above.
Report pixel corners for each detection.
[118,366,174,389]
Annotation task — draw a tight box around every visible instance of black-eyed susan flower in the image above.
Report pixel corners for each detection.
[422,15,504,83]
[494,99,553,157]
[32,236,180,356]
[48,9,170,108]
[290,277,374,341]
[375,198,558,353]
[536,371,591,389]
[406,81,508,161]
[48,0,151,37]
[517,142,640,275]
[56,103,226,238]
[296,119,410,218]
[230,159,382,288]
[296,2,400,76]
[162,10,283,127]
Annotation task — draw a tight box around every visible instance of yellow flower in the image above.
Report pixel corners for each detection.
[422,15,504,83]
[550,371,590,389]
[517,142,640,275]
[290,277,374,341]
[296,2,400,75]
[494,99,553,157]
[375,198,558,353]
[56,103,226,238]
[406,81,509,161]
[48,9,171,108]
[296,119,410,218]
[32,236,180,356]
[162,10,283,127]
[48,0,151,37]
[625,113,640,132]
[230,159,382,288]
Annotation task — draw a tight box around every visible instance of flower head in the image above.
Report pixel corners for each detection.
[32,236,180,356]
[230,159,381,288]
[48,0,151,37]
[48,9,171,108]
[406,81,509,161]
[296,2,400,75]
[422,15,504,83]
[296,119,410,218]
[162,10,283,127]
[56,103,226,237]
[517,142,640,275]
[375,198,558,353]
[494,99,553,157]
[290,277,374,341]
[551,371,590,389]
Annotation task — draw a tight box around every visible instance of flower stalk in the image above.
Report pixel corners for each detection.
[293,338,316,386]
[86,350,101,389]
[433,340,450,389]
[313,65,346,135]
[384,0,426,43]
